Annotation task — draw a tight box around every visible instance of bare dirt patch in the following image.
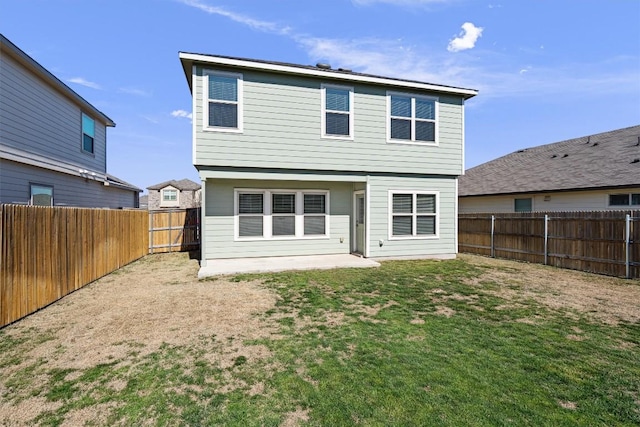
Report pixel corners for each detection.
[0,253,278,425]
[459,254,640,325]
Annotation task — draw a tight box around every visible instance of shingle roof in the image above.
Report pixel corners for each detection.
[179,52,478,99]
[147,178,201,191]
[459,125,640,197]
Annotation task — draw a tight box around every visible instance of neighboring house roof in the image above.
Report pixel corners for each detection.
[139,195,148,207]
[105,174,142,192]
[179,52,478,100]
[147,178,201,191]
[0,33,115,127]
[459,125,640,197]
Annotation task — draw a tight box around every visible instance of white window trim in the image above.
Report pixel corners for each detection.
[203,69,243,133]
[321,83,354,140]
[160,187,180,207]
[388,190,439,240]
[386,91,439,146]
[234,189,330,241]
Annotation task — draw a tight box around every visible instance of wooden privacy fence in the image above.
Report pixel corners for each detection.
[148,208,200,253]
[459,211,640,278]
[1,204,149,328]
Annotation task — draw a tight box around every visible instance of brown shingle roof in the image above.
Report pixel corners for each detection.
[147,178,201,191]
[459,125,640,197]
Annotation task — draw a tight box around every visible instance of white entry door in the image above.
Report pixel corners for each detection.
[354,192,365,255]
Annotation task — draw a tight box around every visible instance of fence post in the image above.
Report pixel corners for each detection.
[544,214,549,265]
[626,214,631,279]
[149,211,153,254]
[490,215,495,258]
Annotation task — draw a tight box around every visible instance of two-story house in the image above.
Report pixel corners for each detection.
[146,178,201,210]
[0,34,140,208]
[179,52,477,270]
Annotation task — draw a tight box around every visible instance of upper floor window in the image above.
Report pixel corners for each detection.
[322,84,353,139]
[81,113,95,154]
[205,70,243,132]
[387,92,438,144]
[609,193,640,206]
[160,188,179,207]
[389,191,438,239]
[30,183,53,206]
[163,189,177,202]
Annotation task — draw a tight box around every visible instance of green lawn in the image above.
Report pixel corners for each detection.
[1,256,639,426]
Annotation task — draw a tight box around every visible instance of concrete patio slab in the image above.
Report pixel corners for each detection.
[198,254,380,278]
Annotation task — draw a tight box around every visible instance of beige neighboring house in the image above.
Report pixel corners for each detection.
[147,179,201,210]
[459,125,640,213]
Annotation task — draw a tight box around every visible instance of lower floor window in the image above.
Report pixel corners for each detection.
[514,198,532,212]
[236,189,329,239]
[609,193,640,206]
[30,184,53,206]
[390,191,437,238]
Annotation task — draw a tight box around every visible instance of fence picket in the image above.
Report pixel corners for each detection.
[459,211,640,278]
[0,205,149,328]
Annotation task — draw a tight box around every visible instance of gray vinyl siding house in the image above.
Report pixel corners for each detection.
[0,34,140,208]
[179,53,477,268]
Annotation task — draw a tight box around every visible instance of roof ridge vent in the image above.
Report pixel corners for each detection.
[592,142,599,147]
[551,154,557,158]
[562,154,569,158]
[316,62,332,70]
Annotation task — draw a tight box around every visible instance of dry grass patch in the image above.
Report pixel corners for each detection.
[459,254,640,324]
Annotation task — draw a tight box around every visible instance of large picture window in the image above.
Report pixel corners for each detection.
[322,84,353,138]
[235,190,329,239]
[387,92,437,144]
[389,191,438,239]
[81,113,95,153]
[205,70,243,131]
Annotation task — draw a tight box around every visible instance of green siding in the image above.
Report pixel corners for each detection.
[194,67,464,176]
[204,179,353,259]
[367,175,457,258]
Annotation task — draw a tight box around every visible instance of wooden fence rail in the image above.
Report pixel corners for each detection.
[148,208,200,254]
[1,204,149,328]
[459,211,640,278]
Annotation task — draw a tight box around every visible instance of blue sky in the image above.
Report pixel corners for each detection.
[2,0,639,193]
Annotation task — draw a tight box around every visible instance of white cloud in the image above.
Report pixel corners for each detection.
[447,22,483,52]
[67,77,101,89]
[180,2,639,102]
[119,87,151,97]
[177,0,290,34]
[171,110,192,120]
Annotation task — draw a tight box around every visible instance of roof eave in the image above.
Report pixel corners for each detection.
[460,183,640,198]
[179,52,478,99]
[1,34,115,127]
